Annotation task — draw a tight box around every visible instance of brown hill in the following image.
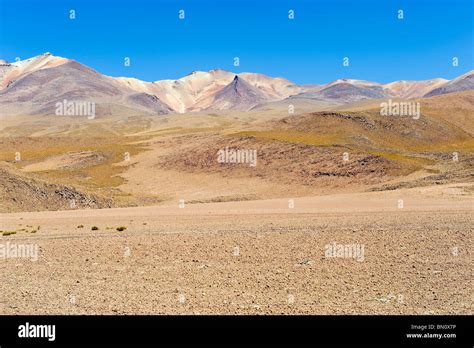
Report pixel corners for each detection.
[0,162,113,212]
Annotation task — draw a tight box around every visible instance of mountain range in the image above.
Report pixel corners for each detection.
[0,53,473,116]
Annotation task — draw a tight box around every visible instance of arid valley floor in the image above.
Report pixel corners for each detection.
[0,186,472,314]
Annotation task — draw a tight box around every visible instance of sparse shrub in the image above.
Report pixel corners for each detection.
[2,231,17,236]
[91,226,99,231]
[31,230,37,233]
[116,226,127,231]
[77,225,84,228]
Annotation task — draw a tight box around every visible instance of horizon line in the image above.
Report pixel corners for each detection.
[3,52,473,86]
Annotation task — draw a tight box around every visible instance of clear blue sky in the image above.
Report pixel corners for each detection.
[0,0,472,84]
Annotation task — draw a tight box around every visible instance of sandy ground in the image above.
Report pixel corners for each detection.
[0,184,471,315]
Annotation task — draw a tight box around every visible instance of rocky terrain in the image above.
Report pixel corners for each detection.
[0,185,471,314]
[0,162,112,212]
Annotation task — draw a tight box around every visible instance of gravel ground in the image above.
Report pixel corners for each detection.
[0,189,471,315]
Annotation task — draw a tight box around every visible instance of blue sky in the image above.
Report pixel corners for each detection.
[0,0,472,84]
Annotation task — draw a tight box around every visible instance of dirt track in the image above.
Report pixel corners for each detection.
[0,185,472,314]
